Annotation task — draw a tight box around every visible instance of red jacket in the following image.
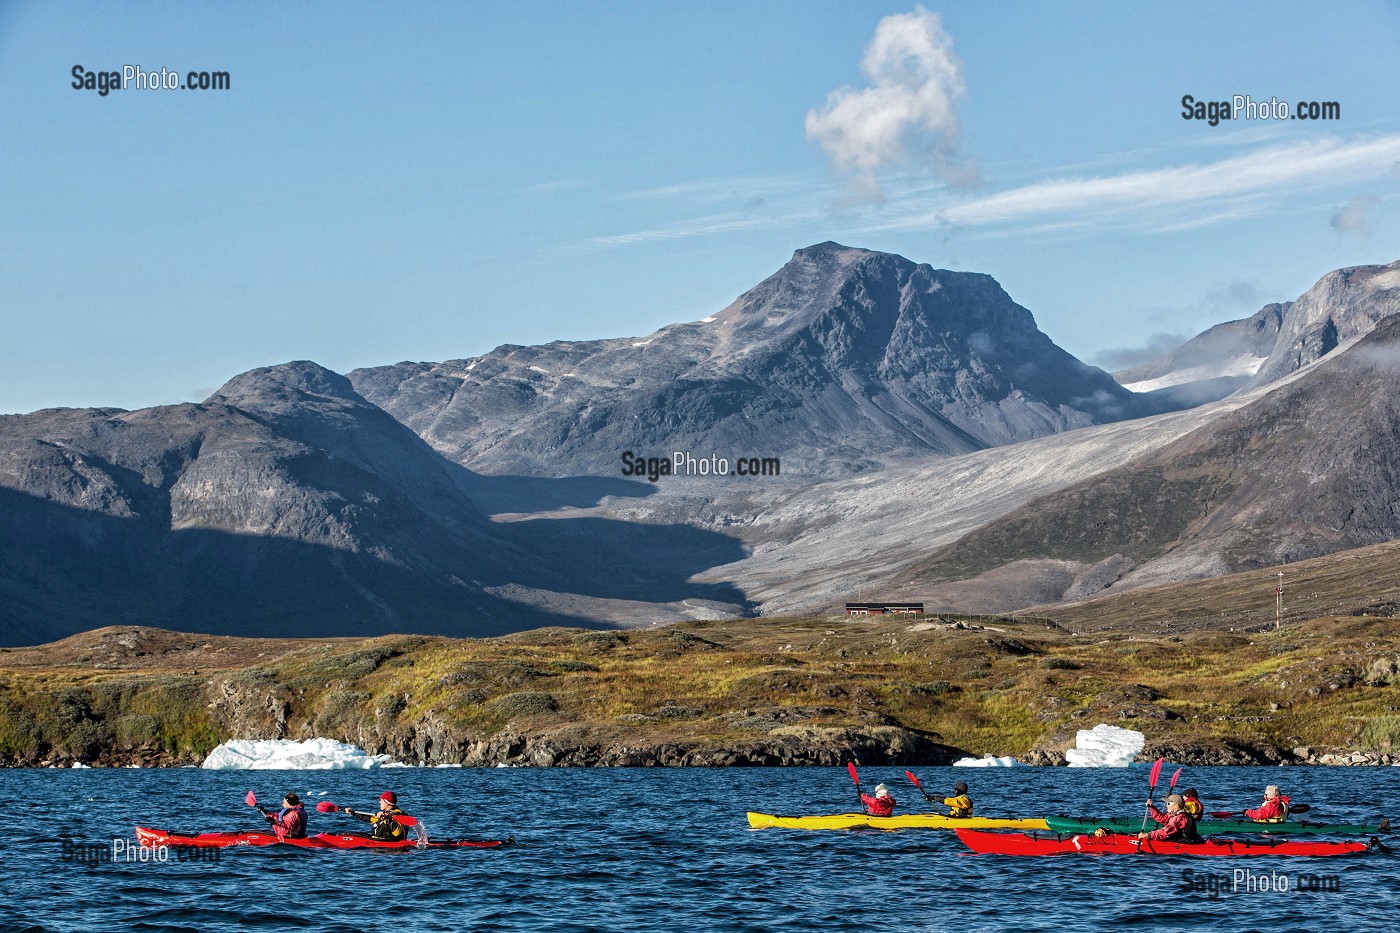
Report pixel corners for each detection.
[861,793,896,817]
[268,805,307,838]
[1244,795,1289,821]
[1144,805,1194,841]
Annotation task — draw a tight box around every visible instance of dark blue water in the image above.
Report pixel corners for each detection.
[4,765,1396,931]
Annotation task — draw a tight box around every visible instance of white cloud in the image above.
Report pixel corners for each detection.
[805,6,971,193]
[870,135,1400,231]
[1331,195,1378,236]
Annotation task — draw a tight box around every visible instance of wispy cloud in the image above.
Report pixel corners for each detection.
[586,213,817,247]
[616,174,809,203]
[806,6,973,198]
[871,135,1400,231]
[1331,194,1379,236]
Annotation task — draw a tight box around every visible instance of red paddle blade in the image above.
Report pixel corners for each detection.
[1168,768,1183,791]
[904,770,925,794]
[245,791,258,807]
[1147,758,1164,790]
[1209,811,1238,818]
[847,762,860,786]
[315,801,337,813]
[394,814,419,827]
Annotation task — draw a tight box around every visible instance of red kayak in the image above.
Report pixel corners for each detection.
[135,827,512,850]
[955,829,1374,858]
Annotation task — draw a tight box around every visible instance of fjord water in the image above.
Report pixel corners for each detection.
[6,765,1397,932]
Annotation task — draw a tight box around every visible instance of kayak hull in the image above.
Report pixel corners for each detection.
[1045,816,1386,836]
[746,811,1048,831]
[955,829,1371,857]
[135,827,512,850]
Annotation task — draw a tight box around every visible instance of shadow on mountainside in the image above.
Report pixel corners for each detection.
[0,485,753,647]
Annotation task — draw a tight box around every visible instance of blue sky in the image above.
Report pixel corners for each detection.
[3,1,1399,413]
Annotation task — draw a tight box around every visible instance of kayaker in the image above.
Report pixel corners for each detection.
[1243,785,1290,822]
[343,791,409,841]
[1181,787,1204,821]
[860,783,896,817]
[942,781,973,818]
[1138,793,1200,843]
[260,792,307,839]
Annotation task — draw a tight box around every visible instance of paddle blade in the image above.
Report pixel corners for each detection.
[245,791,258,808]
[394,814,419,828]
[1290,804,1310,814]
[904,770,925,794]
[847,762,860,787]
[1209,811,1239,818]
[1147,758,1164,790]
[1168,768,1182,791]
[316,801,338,813]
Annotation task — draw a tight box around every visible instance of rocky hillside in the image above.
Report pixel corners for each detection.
[350,243,1154,477]
[913,310,1400,602]
[0,362,753,646]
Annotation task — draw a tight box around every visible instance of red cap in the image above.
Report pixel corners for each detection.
[380,791,397,805]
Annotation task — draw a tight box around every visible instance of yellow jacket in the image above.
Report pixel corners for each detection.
[943,794,973,818]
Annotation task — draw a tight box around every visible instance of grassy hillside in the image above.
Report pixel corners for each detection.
[2,611,1398,767]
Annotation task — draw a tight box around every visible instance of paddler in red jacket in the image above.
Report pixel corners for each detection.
[259,793,307,838]
[343,791,409,840]
[1243,785,1290,822]
[860,783,896,817]
[1138,793,1200,842]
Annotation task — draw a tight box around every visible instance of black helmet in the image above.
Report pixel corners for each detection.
[283,792,300,806]
[954,781,969,794]
[1182,787,1198,797]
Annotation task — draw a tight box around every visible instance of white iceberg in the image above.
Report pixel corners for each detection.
[201,738,401,770]
[953,754,1019,767]
[1065,724,1145,768]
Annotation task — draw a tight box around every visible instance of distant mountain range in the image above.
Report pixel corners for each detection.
[2,245,1398,645]
[350,243,1156,478]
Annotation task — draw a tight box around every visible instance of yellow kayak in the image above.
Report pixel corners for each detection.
[746,811,1049,831]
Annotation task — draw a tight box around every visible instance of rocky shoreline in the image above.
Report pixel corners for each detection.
[6,732,1397,770]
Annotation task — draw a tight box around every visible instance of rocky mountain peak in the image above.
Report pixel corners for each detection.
[207,360,364,412]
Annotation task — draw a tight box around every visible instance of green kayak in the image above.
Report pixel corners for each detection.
[1045,815,1388,836]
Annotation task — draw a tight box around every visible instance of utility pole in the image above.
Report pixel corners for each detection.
[1275,573,1284,630]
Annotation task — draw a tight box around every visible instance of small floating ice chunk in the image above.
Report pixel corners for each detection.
[201,738,401,770]
[953,754,1019,767]
[1065,724,1145,768]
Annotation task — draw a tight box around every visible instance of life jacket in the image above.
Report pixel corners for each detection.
[271,805,307,838]
[943,794,973,818]
[1182,797,1203,820]
[371,807,408,840]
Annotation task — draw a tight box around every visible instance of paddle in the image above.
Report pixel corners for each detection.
[1208,804,1309,818]
[315,799,419,828]
[904,770,934,803]
[1137,758,1165,838]
[847,763,867,814]
[247,791,285,841]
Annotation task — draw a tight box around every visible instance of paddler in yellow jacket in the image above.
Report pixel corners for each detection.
[1181,787,1204,821]
[942,781,973,818]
